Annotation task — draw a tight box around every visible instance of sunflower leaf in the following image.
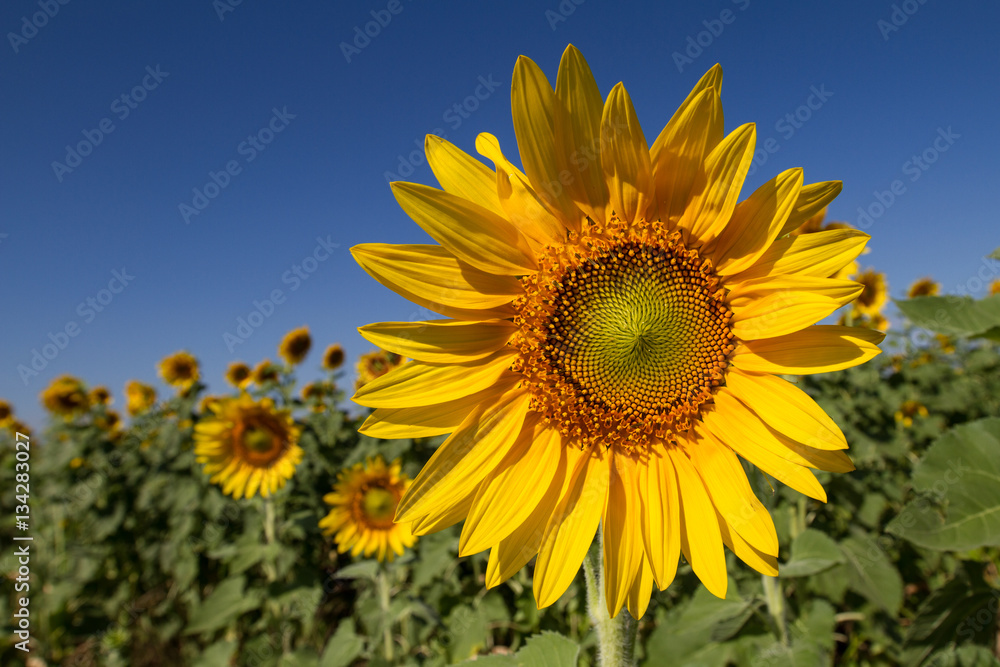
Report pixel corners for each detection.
[780,529,845,577]
[184,576,263,635]
[924,645,1000,667]
[989,246,1000,261]
[516,631,581,667]
[887,418,1000,551]
[335,560,379,581]
[191,640,237,667]
[319,620,365,667]
[894,295,1000,338]
[839,535,904,613]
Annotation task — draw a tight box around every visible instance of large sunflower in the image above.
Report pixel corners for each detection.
[194,395,303,499]
[320,456,416,562]
[352,46,882,618]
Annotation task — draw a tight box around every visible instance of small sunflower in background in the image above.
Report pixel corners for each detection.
[159,351,200,392]
[41,375,90,417]
[935,334,956,354]
[907,277,940,298]
[301,381,335,412]
[895,400,929,427]
[990,278,1000,296]
[323,343,345,371]
[853,268,889,317]
[279,326,312,366]
[125,380,157,416]
[194,394,303,499]
[253,359,281,385]
[354,349,405,391]
[88,386,112,406]
[225,362,253,389]
[320,456,415,562]
[0,400,13,427]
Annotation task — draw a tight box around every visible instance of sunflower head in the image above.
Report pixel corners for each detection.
[88,386,112,406]
[320,456,415,562]
[252,359,281,385]
[41,375,90,417]
[225,362,252,389]
[351,45,881,617]
[159,351,200,391]
[0,400,12,425]
[935,334,955,354]
[279,326,312,366]
[125,380,157,416]
[907,277,940,298]
[852,268,888,317]
[354,350,405,391]
[301,381,335,411]
[990,278,1000,296]
[194,394,303,499]
[323,344,345,371]
[895,399,928,427]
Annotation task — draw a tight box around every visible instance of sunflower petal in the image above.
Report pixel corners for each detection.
[730,287,860,340]
[358,319,517,363]
[601,83,652,223]
[626,555,655,619]
[777,181,843,237]
[411,488,476,536]
[359,384,506,439]
[670,447,728,598]
[391,182,536,274]
[717,510,778,576]
[425,135,505,217]
[641,447,681,590]
[555,44,608,224]
[604,452,644,617]
[731,325,884,375]
[351,244,519,320]
[732,229,869,282]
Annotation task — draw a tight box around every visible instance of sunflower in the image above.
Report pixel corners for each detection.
[194,394,303,499]
[354,349,405,391]
[301,381,335,411]
[225,362,252,389]
[990,278,1000,296]
[352,46,881,618]
[852,268,888,317]
[41,375,90,417]
[125,380,157,416]
[895,400,928,428]
[253,359,280,385]
[935,334,955,354]
[0,400,12,426]
[906,277,939,298]
[159,351,200,391]
[787,210,857,281]
[320,456,416,562]
[279,326,312,365]
[323,344,345,370]
[88,386,112,406]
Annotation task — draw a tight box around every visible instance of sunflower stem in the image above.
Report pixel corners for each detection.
[263,498,277,581]
[377,567,395,661]
[762,574,788,645]
[586,531,638,667]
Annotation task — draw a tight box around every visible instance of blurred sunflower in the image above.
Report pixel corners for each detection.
[906,276,939,298]
[895,400,928,428]
[41,375,90,417]
[990,278,1000,296]
[354,349,405,391]
[7,420,31,437]
[935,334,955,354]
[352,46,882,618]
[253,359,280,385]
[301,381,335,411]
[159,351,200,392]
[194,395,303,499]
[279,326,312,365]
[323,343,345,370]
[852,268,888,317]
[88,386,112,406]
[225,362,252,389]
[125,380,157,416]
[320,456,416,562]
[0,400,12,426]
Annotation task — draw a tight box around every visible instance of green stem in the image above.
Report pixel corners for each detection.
[263,498,277,582]
[377,568,394,661]
[586,528,638,667]
[762,574,788,645]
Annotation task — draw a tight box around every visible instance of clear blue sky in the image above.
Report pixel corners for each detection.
[3,0,998,428]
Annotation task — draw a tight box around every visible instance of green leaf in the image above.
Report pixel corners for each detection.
[191,640,237,667]
[516,631,580,667]
[887,418,1000,550]
[925,645,1000,667]
[643,588,752,664]
[989,246,1000,261]
[444,604,491,663]
[780,529,845,577]
[320,619,366,667]
[839,535,904,613]
[895,295,1000,338]
[279,648,321,667]
[902,571,999,665]
[336,560,379,581]
[184,576,263,635]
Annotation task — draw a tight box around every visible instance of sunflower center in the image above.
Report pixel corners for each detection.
[233,414,288,467]
[514,218,734,450]
[361,486,397,523]
[243,426,274,453]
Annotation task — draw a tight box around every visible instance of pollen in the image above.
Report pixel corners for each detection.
[513,217,735,451]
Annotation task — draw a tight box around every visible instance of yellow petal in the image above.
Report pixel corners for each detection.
[351,243,519,320]
[603,452,643,618]
[353,349,517,408]
[641,447,681,590]
[460,424,561,556]
[724,368,848,451]
[731,229,869,282]
[534,444,610,609]
[554,44,608,224]
[678,123,755,246]
[626,555,655,619]
[511,55,579,226]
[730,284,861,340]
[670,447,728,598]
[731,325,884,375]
[425,134,505,218]
[396,385,530,523]
[717,510,778,576]
[686,435,778,556]
[649,87,724,226]
[601,82,652,223]
[391,182,536,275]
[714,168,803,275]
[476,132,567,246]
[358,319,517,364]
[776,181,843,237]
[727,275,865,307]
[359,384,506,439]
[411,490,475,536]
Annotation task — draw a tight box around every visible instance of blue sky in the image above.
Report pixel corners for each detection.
[3,0,998,428]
